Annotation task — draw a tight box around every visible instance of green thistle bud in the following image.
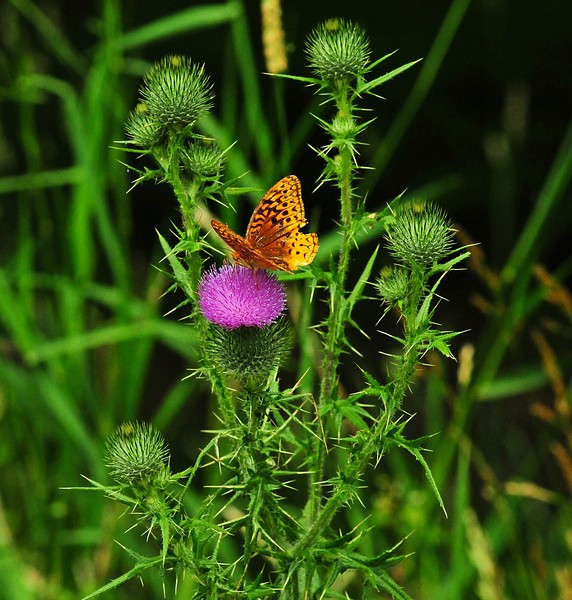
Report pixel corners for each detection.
[183,139,226,177]
[385,201,455,268]
[329,114,358,139]
[306,19,371,83]
[203,319,292,382]
[125,102,164,148]
[138,55,213,129]
[105,422,170,485]
[376,265,411,305]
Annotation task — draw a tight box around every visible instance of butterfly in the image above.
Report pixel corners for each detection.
[210,175,319,272]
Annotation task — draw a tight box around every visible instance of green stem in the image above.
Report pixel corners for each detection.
[164,136,204,295]
[161,141,239,431]
[238,390,290,565]
[389,272,425,412]
[203,352,237,429]
[294,317,421,559]
[309,97,356,520]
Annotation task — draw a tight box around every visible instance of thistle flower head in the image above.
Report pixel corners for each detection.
[126,55,214,148]
[204,319,292,381]
[142,55,213,125]
[385,201,455,268]
[329,114,359,139]
[306,18,371,83]
[105,422,170,485]
[198,265,286,329]
[376,265,411,305]
[125,102,164,148]
[183,139,226,177]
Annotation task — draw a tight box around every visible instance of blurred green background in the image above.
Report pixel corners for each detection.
[1,0,571,598]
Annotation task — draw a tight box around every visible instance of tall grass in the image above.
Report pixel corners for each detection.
[1,0,571,598]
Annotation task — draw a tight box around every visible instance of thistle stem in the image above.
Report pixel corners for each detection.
[166,138,204,294]
[295,319,421,558]
[309,104,355,521]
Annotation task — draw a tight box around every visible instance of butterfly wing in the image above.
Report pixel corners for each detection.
[282,231,320,270]
[245,175,319,271]
[246,175,307,247]
[211,175,319,272]
[211,219,285,270]
[211,220,248,255]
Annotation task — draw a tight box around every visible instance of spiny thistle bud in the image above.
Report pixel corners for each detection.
[183,139,226,178]
[385,201,455,268]
[127,55,214,147]
[306,19,371,83]
[329,114,359,140]
[105,422,170,485]
[376,265,411,305]
[204,319,292,381]
[125,102,164,148]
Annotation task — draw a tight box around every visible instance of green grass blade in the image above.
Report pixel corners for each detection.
[0,168,82,195]
[9,0,86,73]
[119,3,241,50]
[35,372,101,471]
[152,378,199,430]
[25,318,193,364]
[0,269,37,356]
[346,245,379,313]
[0,541,36,600]
[472,121,572,394]
[230,1,274,169]
[501,118,572,286]
[362,0,471,190]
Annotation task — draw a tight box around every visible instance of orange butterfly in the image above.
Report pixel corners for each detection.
[211,175,319,272]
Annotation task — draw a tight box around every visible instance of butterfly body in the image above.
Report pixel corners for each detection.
[211,175,319,272]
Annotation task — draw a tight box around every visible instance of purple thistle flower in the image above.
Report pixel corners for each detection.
[198,265,286,329]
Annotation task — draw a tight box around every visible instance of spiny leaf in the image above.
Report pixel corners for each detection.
[415,270,449,328]
[159,515,171,564]
[386,430,447,516]
[355,59,422,96]
[429,249,472,275]
[351,367,389,405]
[346,245,379,315]
[73,476,139,506]
[426,330,461,359]
[81,554,163,599]
[320,544,415,599]
[366,50,400,70]
[269,72,327,87]
[322,395,372,431]
[157,230,194,299]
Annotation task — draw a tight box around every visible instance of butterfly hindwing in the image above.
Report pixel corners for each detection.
[210,220,248,256]
[283,231,320,269]
[211,219,285,270]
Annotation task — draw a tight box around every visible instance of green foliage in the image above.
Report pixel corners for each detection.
[2,1,571,599]
[72,19,467,598]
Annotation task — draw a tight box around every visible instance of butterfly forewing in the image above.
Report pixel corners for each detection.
[246,175,307,248]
